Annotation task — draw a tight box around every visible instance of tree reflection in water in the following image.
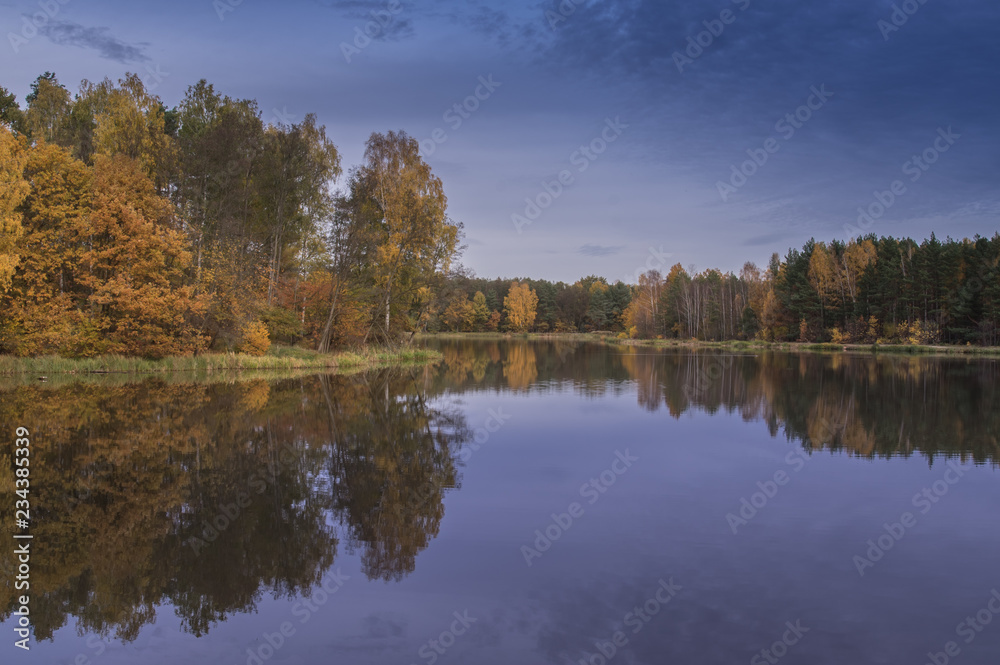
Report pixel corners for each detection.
[0,368,466,642]
[425,338,1000,465]
[2,340,998,644]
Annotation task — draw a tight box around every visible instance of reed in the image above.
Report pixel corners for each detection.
[0,345,443,377]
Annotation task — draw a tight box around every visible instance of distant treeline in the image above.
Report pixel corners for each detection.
[435,233,1000,347]
[622,235,1000,345]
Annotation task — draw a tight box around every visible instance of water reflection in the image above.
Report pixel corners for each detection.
[322,373,465,582]
[2,339,998,650]
[0,369,466,642]
[424,338,1000,465]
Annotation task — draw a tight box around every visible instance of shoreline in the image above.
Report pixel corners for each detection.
[418,332,1000,357]
[0,345,443,378]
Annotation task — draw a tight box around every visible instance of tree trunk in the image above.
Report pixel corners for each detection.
[384,284,391,341]
[318,282,341,354]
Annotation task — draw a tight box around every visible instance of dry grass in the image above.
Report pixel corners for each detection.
[0,345,443,382]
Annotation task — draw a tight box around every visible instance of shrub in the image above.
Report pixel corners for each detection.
[830,327,849,344]
[259,306,304,344]
[238,320,271,356]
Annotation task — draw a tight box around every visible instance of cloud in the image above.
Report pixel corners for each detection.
[742,232,791,247]
[314,0,415,40]
[39,20,149,64]
[463,6,515,45]
[577,244,625,257]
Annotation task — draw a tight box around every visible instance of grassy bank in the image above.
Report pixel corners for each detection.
[0,345,443,378]
[419,332,1000,357]
[418,331,614,342]
[610,338,1000,356]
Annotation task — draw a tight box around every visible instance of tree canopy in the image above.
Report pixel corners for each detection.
[1,70,997,356]
[0,73,463,357]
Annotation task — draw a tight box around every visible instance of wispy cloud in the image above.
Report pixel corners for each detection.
[39,20,149,64]
[314,0,415,40]
[577,244,625,257]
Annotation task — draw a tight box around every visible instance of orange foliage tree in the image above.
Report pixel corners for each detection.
[80,155,208,357]
[0,125,29,293]
[1,141,91,355]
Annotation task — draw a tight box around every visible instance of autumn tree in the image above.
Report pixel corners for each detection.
[0,126,29,293]
[442,293,476,332]
[22,72,71,144]
[351,130,461,342]
[81,155,208,357]
[471,291,490,330]
[585,280,610,330]
[625,270,662,338]
[174,81,265,271]
[316,179,375,351]
[0,86,23,128]
[808,241,839,329]
[0,131,29,293]
[0,141,92,355]
[254,114,341,306]
[78,74,176,184]
[504,281,538,332]
[842,239,876,309]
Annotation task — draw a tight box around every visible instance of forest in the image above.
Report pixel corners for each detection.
[434,234,1000,347]
[1,72,999,358]
[0,72,460,358]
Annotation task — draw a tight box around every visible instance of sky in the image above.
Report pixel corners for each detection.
[2,0,999,283]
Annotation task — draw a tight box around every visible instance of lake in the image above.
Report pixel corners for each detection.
[3,338,1000,664]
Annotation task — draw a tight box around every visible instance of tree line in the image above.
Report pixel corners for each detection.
[0,72,460,357]
[2,72,997,357]
[432,232,1000,347]
[621,235,1000,345]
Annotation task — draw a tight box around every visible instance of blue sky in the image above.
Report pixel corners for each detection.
[2,0,998,282]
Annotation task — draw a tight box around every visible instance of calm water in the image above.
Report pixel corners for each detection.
[3,339,1000,664]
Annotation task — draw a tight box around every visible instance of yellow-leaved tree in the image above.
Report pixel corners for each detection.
[351,130,460,343]
[442,293,475,332]
[80,73,176,184]
[504,281,538,332]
